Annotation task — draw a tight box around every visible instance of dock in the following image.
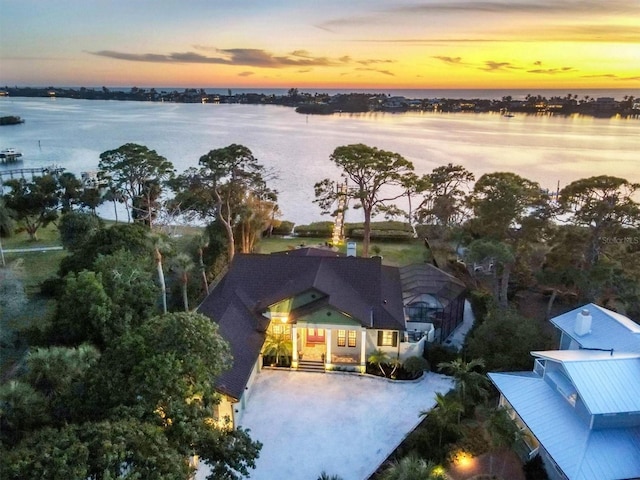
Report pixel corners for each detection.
[0,165,66,193]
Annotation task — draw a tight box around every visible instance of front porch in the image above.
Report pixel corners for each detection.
[292,324,367,373]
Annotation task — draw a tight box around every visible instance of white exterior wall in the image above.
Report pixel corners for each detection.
[216,395,237,427]
[218,356,262,428]
[365,329,402,359]
[399,336,427,361]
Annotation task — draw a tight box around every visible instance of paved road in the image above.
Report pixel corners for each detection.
[2,245,63,253]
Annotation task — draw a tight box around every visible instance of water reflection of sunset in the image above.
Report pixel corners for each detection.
[1,98,637,224]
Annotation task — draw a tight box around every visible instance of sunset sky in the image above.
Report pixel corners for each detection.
[1,0,639,89]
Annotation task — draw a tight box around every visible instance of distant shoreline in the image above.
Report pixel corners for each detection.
[2,85,639,100]
[1,86,639,119]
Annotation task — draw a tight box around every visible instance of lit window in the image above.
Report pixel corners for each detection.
[337,330,346,347]
[378,330,398,347]
[271,324,291,340]
[348,330,357,347]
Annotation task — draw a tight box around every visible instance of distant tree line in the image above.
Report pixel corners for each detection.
[3,86,638,118]
[0,116,24,126]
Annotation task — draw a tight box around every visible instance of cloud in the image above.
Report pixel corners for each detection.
[480,61,520,72]
[385,1,639,16]
[581,73,640,81]
[527,66,575,74]
[237,71,254,77]
[354,67,395,77]
[534,60,542,66]
[357,58,394,66]
[317,1,640,33]
[90,48,336,68]
[433,56,464,64]
[89,47,392,70]
[512,24,640,43]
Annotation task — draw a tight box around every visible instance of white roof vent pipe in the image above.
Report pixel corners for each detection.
[574,308,592,336]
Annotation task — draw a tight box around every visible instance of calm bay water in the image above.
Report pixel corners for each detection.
[1,97,638,225]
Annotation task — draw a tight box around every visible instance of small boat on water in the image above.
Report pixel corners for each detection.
[0,148,23,163]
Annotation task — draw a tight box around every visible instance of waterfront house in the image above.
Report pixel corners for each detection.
[489,304,640,480]
[197,247,466,426]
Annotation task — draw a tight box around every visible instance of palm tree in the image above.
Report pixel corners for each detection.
[193,233,209,294]
[389,356,402,379]
[317,473,343,480]
[367,348,390,377]
[420,392,464,447]
[486,406,524,476]
[437,358,490,408]
[263,331,292,366]
[380,454,443,480]
[173,253,194,311]
[149,232,171,314]
[0,380,50,444]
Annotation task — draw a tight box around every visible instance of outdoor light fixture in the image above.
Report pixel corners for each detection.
[452,450,474,469]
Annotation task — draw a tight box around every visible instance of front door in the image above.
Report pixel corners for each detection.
[306,327,325,344]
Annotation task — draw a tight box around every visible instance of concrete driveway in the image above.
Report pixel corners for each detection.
[198,369,452,480]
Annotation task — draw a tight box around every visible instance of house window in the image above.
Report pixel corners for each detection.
[271,324,291,340]
[377,330,398,347]
[348,330,357,347]
[337,330,346,347]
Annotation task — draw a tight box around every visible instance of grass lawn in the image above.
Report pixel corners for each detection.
[2,222,62,250]
[257,236,428,267]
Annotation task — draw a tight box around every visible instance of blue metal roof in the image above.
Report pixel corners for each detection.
[532,351,640,415]
[551,303,640,353]
[563,356,640,415]
[489,372,640,480]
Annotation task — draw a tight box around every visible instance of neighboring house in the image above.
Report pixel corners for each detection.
[400,263,466,343]
[197,248,466,426]
[489,304,640,480]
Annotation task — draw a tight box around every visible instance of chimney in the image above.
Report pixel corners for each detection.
[574,309,592,336]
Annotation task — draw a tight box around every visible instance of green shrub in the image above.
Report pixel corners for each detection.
[425,344,459,371]
[294,222,333,237]
[349,229,414,241]
[403,356,429,376]
[468,289,494,325]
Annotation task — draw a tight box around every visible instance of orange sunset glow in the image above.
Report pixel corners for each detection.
[1,0,639,89]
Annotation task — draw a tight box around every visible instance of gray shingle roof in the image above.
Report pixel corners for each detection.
[399,263,466,306]
[197,251,406,399]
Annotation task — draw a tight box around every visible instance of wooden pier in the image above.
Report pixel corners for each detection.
[0,166,65,193]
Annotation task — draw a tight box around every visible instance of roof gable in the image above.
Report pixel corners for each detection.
[551,303,640,353]
[562,356,640,415]
[399,263,466,306]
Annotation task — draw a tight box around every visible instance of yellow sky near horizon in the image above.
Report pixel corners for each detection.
[0,0,638,90]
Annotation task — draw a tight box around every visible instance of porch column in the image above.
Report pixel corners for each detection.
[359,329,367,373]
[292,326,298,369]
[325,328,332,368]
